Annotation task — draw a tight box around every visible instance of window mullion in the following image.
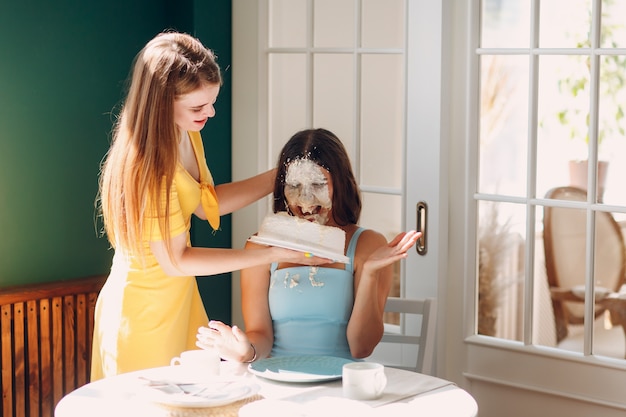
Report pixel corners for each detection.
[354,0,362,183]
[306,0,314,126]
[581,0,603,357]
[523,0,541,346]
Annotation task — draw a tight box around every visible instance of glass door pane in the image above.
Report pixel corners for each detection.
[313,53,355,142]
[360,54,404,189]
[479,55,529,197]
[268,53,307,159]
[477,201,525,342]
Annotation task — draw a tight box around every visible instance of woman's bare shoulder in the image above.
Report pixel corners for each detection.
[354,228,388,252]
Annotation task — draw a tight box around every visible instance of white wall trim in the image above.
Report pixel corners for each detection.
[464,372,626,411]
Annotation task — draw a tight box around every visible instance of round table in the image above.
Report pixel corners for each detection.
[55,361,477,417]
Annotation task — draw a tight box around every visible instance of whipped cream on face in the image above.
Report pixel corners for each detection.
[284,158,332,225]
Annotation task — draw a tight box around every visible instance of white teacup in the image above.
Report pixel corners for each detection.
[342,362,387,400]
[170,349,220,377]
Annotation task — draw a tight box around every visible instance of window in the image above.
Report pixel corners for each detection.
[476,0,626,360]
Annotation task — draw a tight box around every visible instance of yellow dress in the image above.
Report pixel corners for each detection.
[90,131,220,381]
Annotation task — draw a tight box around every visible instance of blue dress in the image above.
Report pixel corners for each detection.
[268,228,365,359]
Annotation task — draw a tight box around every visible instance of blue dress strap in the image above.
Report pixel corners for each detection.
[345,227,365,274]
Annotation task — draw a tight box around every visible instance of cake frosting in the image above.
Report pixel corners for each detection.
[253,212,346,260]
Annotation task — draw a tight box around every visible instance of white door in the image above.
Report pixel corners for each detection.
[231,0,442,372]
[232,1,626,415]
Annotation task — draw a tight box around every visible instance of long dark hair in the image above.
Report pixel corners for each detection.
[273,128,361,226]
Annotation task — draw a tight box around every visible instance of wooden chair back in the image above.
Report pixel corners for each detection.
[543,186,626,342]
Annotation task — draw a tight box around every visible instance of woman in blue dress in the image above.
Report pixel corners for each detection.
[197,128,420,362]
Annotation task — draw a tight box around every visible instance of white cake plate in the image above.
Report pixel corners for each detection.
[248,236,349,263]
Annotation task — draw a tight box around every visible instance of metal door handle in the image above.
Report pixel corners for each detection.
[416,201,427,255]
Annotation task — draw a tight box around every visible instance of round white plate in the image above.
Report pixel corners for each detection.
[139,377,259,408]
[248,236,350,263]
[248,356,354,383]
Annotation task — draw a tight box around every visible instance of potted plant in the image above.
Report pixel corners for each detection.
[553,7,626,199]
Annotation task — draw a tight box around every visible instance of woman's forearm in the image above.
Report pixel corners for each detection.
[215,168,276,215]
[174,246,277,276]
[151,231,329,277]
[245,331,274,362]
[346,270,389,358]
[151,232,277,276]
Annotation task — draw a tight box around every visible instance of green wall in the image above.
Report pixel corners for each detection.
[191,1,234,323]
[0,0,233,321]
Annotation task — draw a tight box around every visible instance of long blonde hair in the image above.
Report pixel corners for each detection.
[98,31,221,258]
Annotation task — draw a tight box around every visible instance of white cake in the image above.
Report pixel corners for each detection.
[252,212,347,261]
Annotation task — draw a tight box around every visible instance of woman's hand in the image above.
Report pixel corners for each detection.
[196,321,255,363]
[362,230,421,273]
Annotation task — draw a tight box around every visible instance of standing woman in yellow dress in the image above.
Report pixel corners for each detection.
[91,31,328,381]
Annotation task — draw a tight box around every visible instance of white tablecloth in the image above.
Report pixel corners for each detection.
[55,362,477,417]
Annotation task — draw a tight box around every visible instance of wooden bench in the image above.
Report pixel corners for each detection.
[1,275,107,417]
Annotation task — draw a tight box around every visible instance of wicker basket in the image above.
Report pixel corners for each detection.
[147,394,264,417]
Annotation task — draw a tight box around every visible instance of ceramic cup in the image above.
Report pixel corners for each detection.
[170,349,220,377]
[342,362,387,400]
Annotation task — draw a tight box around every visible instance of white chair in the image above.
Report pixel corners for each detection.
[369,297,437,374]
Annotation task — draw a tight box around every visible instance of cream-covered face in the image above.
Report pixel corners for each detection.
[174,83,220,132]
[284,159,333,225]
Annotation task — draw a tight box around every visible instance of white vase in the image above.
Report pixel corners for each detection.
[568,160,609,201]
